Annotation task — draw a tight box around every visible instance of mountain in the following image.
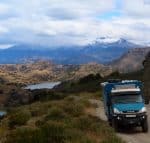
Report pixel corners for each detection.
[0,38,141,64]
[82,38,139,63]
[111,47,150,73]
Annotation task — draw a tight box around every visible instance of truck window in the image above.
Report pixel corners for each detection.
[111,93,143,104]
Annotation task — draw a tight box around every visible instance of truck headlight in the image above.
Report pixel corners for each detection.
[113,108,122,114]
[139,107,147,113]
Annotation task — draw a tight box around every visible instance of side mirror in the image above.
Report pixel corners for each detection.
[144,96,149,105]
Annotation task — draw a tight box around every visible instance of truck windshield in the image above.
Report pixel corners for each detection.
[111,93,143,104]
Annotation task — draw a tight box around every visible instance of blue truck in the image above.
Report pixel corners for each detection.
[101,80,149,132]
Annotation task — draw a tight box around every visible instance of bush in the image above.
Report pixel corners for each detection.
[9,110,31,128]
[45,107,65,121]
[6,127,48,143]
[63,102,84,117]
[7,121,67,143]
[30,103,49,117]
[31,90,66,102]
[65,129,96,143]
[74,115,93,131]
[41,121,67,143]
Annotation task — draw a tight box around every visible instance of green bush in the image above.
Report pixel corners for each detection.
[74,115,93,131]
[30,104,49,117]
[63,102,84,117]
[45,107,65,121]
[64,129,95,143]
[6,127,43,143]
[9,110,31,128]
[41,121,67,143]
[31,90,66,102]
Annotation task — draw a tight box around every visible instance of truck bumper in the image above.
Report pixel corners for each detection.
[113,113,147,126]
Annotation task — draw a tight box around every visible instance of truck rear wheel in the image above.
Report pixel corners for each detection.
[142,119,148,133]
[112,119,119,132]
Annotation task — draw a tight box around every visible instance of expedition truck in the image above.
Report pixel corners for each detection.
[101,80,149,132]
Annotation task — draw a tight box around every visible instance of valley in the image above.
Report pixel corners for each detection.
[0,51,149,143]
[0,0,150,142]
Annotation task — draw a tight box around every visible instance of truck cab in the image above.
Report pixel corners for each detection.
[101,80,149,132]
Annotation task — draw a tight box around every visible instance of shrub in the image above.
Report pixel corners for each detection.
[6,127,43,143]
[45,107,65,121]
[41,121,67,143]
[63,102,84,117]
[74,115,93,131]
[7,121,67,143]
[31,90,66,102]
[65,129,95,143]
[30,103,49,117]
[9,110,31,128]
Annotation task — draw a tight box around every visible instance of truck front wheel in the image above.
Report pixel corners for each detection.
[112,119,119,132]
[142,119,148,133]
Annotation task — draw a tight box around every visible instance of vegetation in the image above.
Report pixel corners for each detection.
[0,96,124,143]
[8,109,31,128]
[0,52,149,143]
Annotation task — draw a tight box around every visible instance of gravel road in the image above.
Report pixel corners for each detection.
[90,99,150,143]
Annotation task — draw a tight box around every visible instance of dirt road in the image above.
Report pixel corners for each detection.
[90,99,150,143]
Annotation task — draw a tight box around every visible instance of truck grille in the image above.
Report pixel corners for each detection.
[122,110,139,113]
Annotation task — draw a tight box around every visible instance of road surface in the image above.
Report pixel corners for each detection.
[90,99,150,143]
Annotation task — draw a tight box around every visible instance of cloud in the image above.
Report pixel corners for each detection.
[0,3,10,15]
[0,0,149,46]
[123,0,150,18]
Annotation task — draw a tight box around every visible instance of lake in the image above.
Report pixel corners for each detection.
[0,111,7,118]
[24,82,61,90]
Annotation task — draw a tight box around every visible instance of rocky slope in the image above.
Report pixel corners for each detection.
[111,47,150,73]
[0,61,112,84]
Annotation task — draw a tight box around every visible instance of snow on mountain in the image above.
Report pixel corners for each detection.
[0,37,146,64]
[95,37,120,44]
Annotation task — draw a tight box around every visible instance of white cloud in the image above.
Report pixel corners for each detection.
[123,0,150,18]
[0,3,10,15]
[0,0,149,46]
[0,44,14,49]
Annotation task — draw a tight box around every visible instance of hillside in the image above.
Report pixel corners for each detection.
[0,61,112,84]
[111,47,150,73]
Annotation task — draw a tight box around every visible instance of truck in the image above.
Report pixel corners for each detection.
[101,79,149,132]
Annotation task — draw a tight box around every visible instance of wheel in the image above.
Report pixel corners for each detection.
[112,119,119,132]
[142,119,148,133]
[108,119,112,126]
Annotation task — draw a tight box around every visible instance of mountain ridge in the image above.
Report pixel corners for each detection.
[111,47,150,73]
[0,38,143,64]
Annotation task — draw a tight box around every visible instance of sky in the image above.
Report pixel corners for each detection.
[0,0,150,48]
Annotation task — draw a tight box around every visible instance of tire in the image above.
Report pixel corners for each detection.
[108,119,112,126]
[142,119,148,133]
[112,119,119,132]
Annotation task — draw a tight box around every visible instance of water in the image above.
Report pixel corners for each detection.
[24,82,61,90]
[0,111,7,117]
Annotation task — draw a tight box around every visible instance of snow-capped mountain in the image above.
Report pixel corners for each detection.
[0,38,144,64]
[95,37,123,44]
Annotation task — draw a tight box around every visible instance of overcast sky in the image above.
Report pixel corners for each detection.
[0,0,150,47]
